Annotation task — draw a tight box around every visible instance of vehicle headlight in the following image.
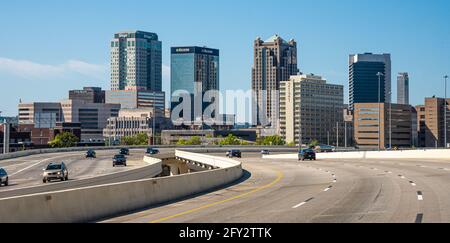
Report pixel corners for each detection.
[57,172,61,175]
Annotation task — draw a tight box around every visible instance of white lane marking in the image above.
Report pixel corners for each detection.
[411,183,417,187]
[10,159,49,176]
[293,202,307,209]
[417,192,424,201]
[333,179,337,183]
[324,187,331,192]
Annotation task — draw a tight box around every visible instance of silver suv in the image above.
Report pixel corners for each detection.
[43,162,69,183]
[0,168,8,187]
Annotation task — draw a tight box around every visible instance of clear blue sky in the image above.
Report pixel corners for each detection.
[0,0,449,118]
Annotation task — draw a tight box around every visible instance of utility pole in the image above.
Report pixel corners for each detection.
[1,111,9,154]
[445,75,448,148]
[152,92,156,146]
[377,72,384,151]
[344,121,347,148]
[336,122,339,149]
[389,91,392,149]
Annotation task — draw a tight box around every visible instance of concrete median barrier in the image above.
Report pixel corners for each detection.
[0,150,242,223]
[263,149,450,160]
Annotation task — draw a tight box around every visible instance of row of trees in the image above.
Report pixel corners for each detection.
[48,132,322,148]
[49,132,151,148]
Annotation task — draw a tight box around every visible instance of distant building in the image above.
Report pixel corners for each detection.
[171,46,220,125]
[397,72,410,105]
[105,90,165,116]
[18,100,120,145]
[353,103,413,149]
[252,35,299,127]
[421,97,450,148]
[161,129,257,145]
[416,105,426,147]
[279,74,344,146]
[111,31,162,92]
[349,53,391,110]
[17,122,81,148]
[103,109,172,145]
[69,87,105,104]
[0,124,32,153]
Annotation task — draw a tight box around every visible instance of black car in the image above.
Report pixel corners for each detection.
[299,149,316,161]
[113,154,127,167]
[0,168,9,187]
[86,149,97,158]
[226,150,242,158]
[119,148,130,156]
[146,148,160,155]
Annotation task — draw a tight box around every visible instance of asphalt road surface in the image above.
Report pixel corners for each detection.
[101,153,450,223]
[0,149,151,199]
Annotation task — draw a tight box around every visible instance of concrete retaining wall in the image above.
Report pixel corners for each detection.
[263,149,450,160]
[0,150,242,223]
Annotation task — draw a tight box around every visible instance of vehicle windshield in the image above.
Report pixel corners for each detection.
[115,155,125,158]
[46,164,62,170]
[301,149,314,153]
[0,169,6,176]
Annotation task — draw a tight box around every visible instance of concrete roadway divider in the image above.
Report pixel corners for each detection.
[263,149,450,160]
[0,150,243,223]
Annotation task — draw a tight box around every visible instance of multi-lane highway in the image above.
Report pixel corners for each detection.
[101,152,450,223]
[0,149,152,199]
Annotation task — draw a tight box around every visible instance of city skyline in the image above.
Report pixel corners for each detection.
[1,0,449,120]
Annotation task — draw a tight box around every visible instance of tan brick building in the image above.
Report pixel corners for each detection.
[354,103,412,149]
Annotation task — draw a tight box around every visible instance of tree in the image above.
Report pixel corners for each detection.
[176,136,202,146]
[219,134,242,146]
[258,135,286,146]
[122,133,149,146]
[309,139,319,148]
[49,132,79,148]
[287,141,296,147]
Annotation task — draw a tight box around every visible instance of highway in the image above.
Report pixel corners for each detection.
[101,152,450,223]
[0,148,153,199]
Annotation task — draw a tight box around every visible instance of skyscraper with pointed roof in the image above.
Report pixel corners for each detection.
[252,35,299,128]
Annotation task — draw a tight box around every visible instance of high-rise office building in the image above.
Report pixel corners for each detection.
[279,74,344,146]
[349,53,391,110]
[170,46,220,124]
[111,31,162,92]
[252,35,299,128]
[397,72,410,105]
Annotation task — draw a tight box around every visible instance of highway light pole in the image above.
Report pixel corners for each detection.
[1,111,9,154]
[389,91,392,149]
[377,72,384,151]
[152,92,156,146]
[445,75,449,148]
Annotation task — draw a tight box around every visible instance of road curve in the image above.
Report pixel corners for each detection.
[101,153,450,223]
[0,149,153,199]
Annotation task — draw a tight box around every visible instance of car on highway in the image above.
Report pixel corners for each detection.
[119,148,130,156]
[43,162,69,183]
[146,147,160,155]
[113,154,127,167]
[261,150,270,155]
[298,149,316,161]
[314,145,336,153]
[0,168,9,187]
[86,149,97,158]
[226,150,242,158]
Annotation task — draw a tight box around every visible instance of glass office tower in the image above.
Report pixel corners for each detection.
[170,46,220,124]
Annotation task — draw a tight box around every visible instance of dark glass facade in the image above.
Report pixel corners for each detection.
[349,61,386,109]
[170,46,220,122]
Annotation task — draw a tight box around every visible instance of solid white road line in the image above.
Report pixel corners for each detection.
[293,202,306,209]
[10,159,49,176]
[324,187,331,192]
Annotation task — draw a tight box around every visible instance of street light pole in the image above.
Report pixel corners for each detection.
[152,92,156,146]
[377,72,384,151]
[389,91,392,149]
[445,75,449,148]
